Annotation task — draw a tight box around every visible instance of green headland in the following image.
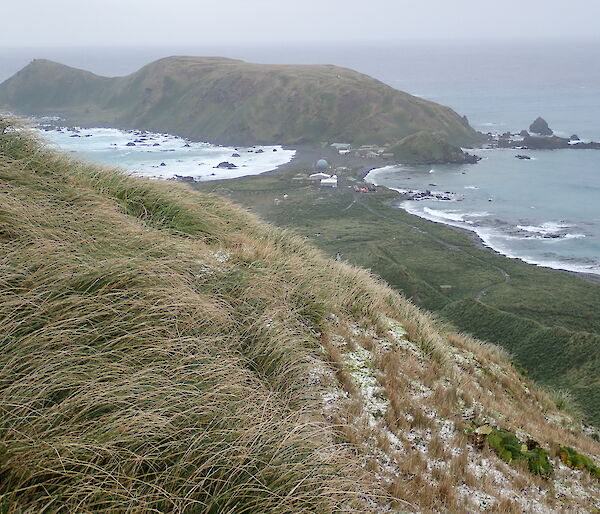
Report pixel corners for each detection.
[0,56,480,148]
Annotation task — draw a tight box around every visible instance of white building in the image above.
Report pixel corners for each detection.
[309,172,331,181]
[331,143,352,151]
[320,175,338,187]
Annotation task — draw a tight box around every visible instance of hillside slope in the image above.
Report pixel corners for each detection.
[202,165,600,428]
[0,57,480,147]
[1,119,599,512]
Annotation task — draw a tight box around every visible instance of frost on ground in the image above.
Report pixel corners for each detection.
[317,315,600,512]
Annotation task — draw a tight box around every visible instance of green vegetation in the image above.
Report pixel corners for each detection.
[194,162,600,427]
[390,131,478,164]
[482,428,553,478]
[0,57,480,147]
[559,446,600,479]
[441,300,600,425]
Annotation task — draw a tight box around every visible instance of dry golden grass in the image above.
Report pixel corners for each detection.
[1,118,600,512]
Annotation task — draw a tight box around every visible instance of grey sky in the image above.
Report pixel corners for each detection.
[3,0,600,47]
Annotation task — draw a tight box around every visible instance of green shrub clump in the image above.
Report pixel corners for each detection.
[477,426,553,478]
[559,446,600,479]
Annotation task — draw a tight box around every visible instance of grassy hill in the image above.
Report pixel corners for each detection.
[0,57,480,147]
[390,131,480,164]
[1,119,599,511]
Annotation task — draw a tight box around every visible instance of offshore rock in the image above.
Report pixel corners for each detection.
[529,117,553,136]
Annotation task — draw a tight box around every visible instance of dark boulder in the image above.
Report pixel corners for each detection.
[529,117,553,136]
[515,155,531,160]
[173,175,194,182]
[231,153,241,157]
[215,161,237,169]
[519,130,530,137]
[570,134,580,141]
[126,142,136,146]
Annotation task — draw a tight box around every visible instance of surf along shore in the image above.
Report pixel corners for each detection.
[36,121,600,286]
[277,144,600,285]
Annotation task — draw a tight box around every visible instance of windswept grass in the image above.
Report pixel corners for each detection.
[1,119,599,512]
[0,121,390,511]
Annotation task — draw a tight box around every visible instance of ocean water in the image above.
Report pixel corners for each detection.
[2,40,599,274]
[36,126,295,181]
[365,149,600,275]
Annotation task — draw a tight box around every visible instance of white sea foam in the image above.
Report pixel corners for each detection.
[514,222,586,241]
[364,165,402,186]
[36,126,296,181]
[388,187,413,194]
[516,222,572,235]
[402,202,599,275]
[423,207,468,223]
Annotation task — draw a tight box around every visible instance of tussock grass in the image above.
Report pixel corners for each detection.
[0,122,390,511]
[1,119,600,512]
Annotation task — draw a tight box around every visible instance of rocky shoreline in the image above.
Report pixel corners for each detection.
[484,116,600,152]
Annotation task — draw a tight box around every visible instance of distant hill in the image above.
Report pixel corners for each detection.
[0,57,481,147]
[391,131,481,164]
[1,117,599,511]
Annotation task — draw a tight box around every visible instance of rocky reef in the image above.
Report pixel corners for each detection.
[486,118,600,151]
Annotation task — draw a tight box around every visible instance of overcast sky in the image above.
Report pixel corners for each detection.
[3,0,600,47]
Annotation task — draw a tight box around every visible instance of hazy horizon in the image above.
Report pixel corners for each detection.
[3,1,600,48]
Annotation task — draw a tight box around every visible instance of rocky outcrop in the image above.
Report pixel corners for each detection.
[529,117,553,136]
[215,161,237,169]
[522,135,568,149]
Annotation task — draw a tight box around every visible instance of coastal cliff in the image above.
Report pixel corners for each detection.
[0,57,480,147]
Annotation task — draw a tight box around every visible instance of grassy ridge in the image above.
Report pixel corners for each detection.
[2,121,600,511]
[0,121,390,511]
[0,57,480,147]
[442,300,600,424]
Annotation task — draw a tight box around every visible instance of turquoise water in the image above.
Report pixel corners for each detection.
[366,148,600,275]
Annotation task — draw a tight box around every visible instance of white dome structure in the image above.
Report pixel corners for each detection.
[315,159,330,171]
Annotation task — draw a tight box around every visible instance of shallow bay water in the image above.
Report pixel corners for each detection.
[37,126,296,181]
